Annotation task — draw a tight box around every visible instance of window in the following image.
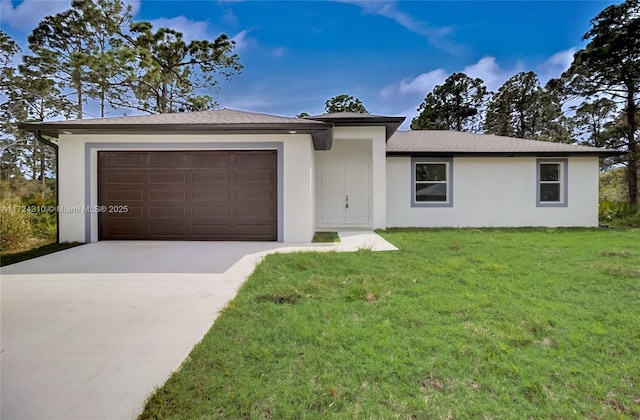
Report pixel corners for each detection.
[412,158,452,207]
[537,159,567,207]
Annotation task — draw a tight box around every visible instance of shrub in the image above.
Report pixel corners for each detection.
[0,201,35,251]
[599,200,640,228]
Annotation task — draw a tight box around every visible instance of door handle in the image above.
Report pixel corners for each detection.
[345,195,349,209]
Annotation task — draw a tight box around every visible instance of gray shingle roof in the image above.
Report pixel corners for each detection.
[387,130,619,156]
[32,108,325,126]
[307,112,386,119]
[306,112,405,140]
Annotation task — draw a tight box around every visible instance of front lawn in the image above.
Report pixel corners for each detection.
[140,228,640,418]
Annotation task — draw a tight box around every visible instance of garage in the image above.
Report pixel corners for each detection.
[98,150,277,241]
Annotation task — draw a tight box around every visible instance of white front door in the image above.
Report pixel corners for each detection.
[321,161,371,226]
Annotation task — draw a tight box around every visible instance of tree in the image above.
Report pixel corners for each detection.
[563,0,640,204]
[119,22,242,114]
[72,0,135,118]
[1,31,22,179]
[324,94,368,113]
[484,71,569,141]
[296,112,310,118]
[411,73,488,132]
[0,31,19,94]
[572,98,618,148]
[25,7,94,119]
[1,31,73,182]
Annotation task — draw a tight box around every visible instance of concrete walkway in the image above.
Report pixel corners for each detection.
[0,233,396,420]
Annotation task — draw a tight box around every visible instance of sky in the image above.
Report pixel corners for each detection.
[0,0,619,128]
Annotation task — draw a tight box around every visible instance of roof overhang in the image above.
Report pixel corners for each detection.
[306,115,405,141]
[386,150,627,158]
[18,121,336,150]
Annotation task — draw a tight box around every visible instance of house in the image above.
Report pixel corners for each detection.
[20,109,618,243]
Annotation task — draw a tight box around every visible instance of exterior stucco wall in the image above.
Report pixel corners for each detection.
[386,156,599,227]
[314,126,387,230]
[57,133,315,243]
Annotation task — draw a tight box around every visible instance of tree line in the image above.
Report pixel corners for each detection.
[1,0,638,204]
[320,1,639,204]
[1,0,242,185]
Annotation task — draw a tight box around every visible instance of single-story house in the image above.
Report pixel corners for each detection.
[20,109,619,243]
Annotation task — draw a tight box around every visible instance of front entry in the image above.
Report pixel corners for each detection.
[320,161,371,226]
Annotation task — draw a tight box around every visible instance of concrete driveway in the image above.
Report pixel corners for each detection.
[1,241,337,420]
[1,234,396,419]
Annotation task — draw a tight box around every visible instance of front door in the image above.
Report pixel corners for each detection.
[320,161,371,226]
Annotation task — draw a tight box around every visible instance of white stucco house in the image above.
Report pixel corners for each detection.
[21,109,618,243]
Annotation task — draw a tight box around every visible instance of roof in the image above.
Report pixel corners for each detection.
[20,108,329,131]
[387,130,623,157]
[19,108,335,150]
[306,112,405,140]
[18,109,620,157]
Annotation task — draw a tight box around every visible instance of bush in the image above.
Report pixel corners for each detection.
[599,200,640,228]
[0,201,35,251]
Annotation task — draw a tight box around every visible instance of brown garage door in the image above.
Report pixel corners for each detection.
[98,151,277,241]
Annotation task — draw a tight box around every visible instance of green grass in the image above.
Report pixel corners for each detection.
[0,242,84,267]
[312,231,340,243]
[140,228,640,419]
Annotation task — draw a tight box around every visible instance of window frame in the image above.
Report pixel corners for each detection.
[411,157,453,208]
[536,158,568,207]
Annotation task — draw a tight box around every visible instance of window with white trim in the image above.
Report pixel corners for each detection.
[537,159,568,207]
[412,158,452,207]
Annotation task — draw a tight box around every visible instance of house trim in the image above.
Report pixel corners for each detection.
[536,158,569,208]
[84,142,285,243]
[410,157,454,208]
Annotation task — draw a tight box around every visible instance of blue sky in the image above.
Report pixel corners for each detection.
[1,0,617,128]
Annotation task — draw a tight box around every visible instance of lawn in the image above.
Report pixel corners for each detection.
[140,229,640,419]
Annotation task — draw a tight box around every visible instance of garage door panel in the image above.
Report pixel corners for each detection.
[190,224,231,236]
[234,186,275,200]
[102,224,145,238]
[149,224,187,237]
[105,189,144,201]
[148,189,187,201]
[103,172,144,184]
[191,171,229,184]
[148,171,188,184]
[149,152,187,167]
[234,169,275,183]
[233,152,273,166]
[235,224,276,237]
[99,151,277,241]
[103,153,146,166]
[149,206,187,218]
[111,206,144,218]
[191,152,229,168]
[235,205,276,218]
[192,206,230,218]
[191,186,229,201]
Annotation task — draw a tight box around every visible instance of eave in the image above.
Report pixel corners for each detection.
[18,122,336,150]
[386,150,626,158]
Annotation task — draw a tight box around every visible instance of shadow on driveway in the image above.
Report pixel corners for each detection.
[0,241,298,274]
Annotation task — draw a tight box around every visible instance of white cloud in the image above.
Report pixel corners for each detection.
[221,8,238,26]
[220,95,271,112]
[0,0,140,31]
[335,0,460,53]
[0,0,70,31]
[231,29,254,53]
[462,56,525,92]
[537,48,576,84]
[150,16,210,42]
[379,68,448,100]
